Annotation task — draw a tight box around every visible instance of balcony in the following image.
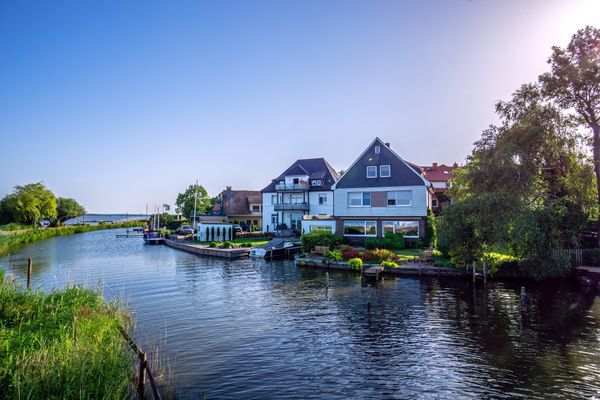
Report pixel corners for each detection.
[275,183,309,191]
[274,202,310,211]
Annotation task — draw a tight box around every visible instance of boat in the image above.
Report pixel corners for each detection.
[143,231,163,245]
[250,238,302,259]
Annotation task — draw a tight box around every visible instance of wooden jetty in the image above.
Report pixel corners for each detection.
[362,266,384,282]
[116,234,143,238]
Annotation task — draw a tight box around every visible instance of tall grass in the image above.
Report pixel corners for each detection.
[0,222,145,257]
[0,271,134,399]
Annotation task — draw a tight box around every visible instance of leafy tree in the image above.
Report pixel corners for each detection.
[52,197,86,226]
[0,183,57,225]
[540,26,600,243]
[175,184,211,218]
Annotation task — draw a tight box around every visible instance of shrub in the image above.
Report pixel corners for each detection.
[340,245,361,260]
[365,233,405,250]
[223,241,233,248]
[301,232,343,253]
[366,249,398,263]
[348,258,363,271]
[206,227,210,241]
[381,260,399,269]
[424,208,436,247]
[583,249,600,266]
[209,241,219,248]
[326,250,343,262]
[211,226,215,241]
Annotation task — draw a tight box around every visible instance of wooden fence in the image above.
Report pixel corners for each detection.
[551,248,588,266]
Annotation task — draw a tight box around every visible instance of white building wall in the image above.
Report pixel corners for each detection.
[308,191,334,216]
[262,192,276,232]
[333,185,428,217]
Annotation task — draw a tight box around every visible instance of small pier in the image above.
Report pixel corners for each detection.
[362,266,384,282]
[116,233,143,238]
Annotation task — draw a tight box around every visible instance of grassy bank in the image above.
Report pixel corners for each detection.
[0,271,133,399]
[0,221,145,257]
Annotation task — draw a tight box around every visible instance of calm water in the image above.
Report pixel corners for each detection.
[1,229,599,399]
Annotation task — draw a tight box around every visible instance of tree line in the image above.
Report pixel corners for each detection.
[437,26,599,279]
[0,182,86,227]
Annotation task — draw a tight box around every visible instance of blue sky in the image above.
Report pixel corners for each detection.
[1,0,598,213]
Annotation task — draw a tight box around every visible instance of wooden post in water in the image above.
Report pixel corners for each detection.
[138,351,147,399]
[472,261,476,283]
[27,258,32,289]
[483,262,487,284]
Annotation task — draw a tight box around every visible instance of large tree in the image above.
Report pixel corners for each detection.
[52,197,86,226]
[175,184,211,218]
[0,183,57,225]
[540,25,600,243]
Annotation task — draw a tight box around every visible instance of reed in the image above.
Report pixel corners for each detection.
[0,271,134,399]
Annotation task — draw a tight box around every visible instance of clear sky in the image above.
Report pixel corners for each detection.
[1,0,598,213]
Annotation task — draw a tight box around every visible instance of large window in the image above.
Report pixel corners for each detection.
[343,220,377,236]
[310,225,332,233]
[387,190,412,206]
[252,205,260,212]
[271,214,278,224]
[271,194,278,205]
[382,221,419,238]
[380,165,391,178]
[348,192,371,207]
[366,166,377,178]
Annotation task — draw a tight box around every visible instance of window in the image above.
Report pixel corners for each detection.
[348,192,371,207]
[382,221,419,238]
[310,225,332,233]
[271,194,278,205]
[366,166,377,178]
[271,214,278,224]
[375,145,381,154]
[311,179,322,186]
[343,220,377,236]
[318,193,327,205]
[432,198,438,208]
[380,165,391,178]
[252,205,260,212]
[387,191,412,206]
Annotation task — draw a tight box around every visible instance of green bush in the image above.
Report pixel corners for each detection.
[348,257,363,271]
[326,250,343,262]
[365,232,405,250]
[223,241,233,248]
[583,249,600,266]
[301,232,343,253]
[209,241,219,248]
[424,208,436,247]
[381,260,399,268]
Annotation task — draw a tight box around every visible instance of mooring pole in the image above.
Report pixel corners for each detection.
[27,258,32,289]
[138,351,147,399]
[472,261,476,283]
[520,286,527,306]
[483,262,487,284]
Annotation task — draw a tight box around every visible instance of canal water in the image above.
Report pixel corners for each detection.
[1,229,599,399]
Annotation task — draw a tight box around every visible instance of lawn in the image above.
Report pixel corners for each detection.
[393,247,424,261]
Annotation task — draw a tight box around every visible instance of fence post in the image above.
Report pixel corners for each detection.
[138,351,147,399]
[472,261,476,283]
[483,262,487,284]
[27,258,32,289]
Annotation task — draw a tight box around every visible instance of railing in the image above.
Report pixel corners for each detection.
[274,202,310,211]
[275,183,309,191]
[552,248,586,266]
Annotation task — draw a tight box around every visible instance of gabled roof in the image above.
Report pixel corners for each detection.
[262,158,340,192]
[420,163,458,182]
[213,189,262,216]
[333,138,429,189]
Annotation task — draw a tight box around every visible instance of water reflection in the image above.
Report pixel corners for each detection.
[1,230,599,399]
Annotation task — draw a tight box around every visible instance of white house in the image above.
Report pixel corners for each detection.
[331,138,433,244]
[261,158,339,235]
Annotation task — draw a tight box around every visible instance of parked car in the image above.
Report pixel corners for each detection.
[233,224,243,233]
[178,225,194,235]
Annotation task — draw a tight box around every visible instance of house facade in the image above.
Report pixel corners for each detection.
[418,163,458,210]
[261,158,339,235]
[212,187,262,229]
[331,138,433,244]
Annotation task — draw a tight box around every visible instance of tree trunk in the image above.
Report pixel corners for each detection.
[593,122,600,247]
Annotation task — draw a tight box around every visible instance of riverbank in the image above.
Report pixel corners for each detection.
[0,221,145,256]
[0,270,133,398]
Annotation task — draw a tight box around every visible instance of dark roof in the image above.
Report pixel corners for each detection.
[213,189,262,215]
[262,158,340,192]
[334,138,427,189]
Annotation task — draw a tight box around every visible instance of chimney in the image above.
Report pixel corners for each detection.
[432,162,438,168]
[226,186,233,200]
[384,142,391,148]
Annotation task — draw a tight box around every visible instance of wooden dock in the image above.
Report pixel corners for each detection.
[164,239,250,259]
[362,266,384,282]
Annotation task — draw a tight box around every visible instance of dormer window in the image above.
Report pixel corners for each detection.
[366,166,377,178]
[380,165,391,177]
[311,179,322,186]
[375,145,381,154]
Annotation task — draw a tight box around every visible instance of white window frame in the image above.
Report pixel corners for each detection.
[271,194,278,205]
[375,145,381,154]
[310,225,333,233]
[382,220,419,238]
[252,205,260,212]
[311,179,322,186]
[348,192,371,207]
[380,165,391,178]
[366,166,377,179]
[343,220,377,237]
[271,214,278,224]
[318,193,327,205]
[387,190,412,207]
[432,198,438,208]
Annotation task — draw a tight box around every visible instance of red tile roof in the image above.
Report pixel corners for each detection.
[213,189,261,216]
[420,163,458,182]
